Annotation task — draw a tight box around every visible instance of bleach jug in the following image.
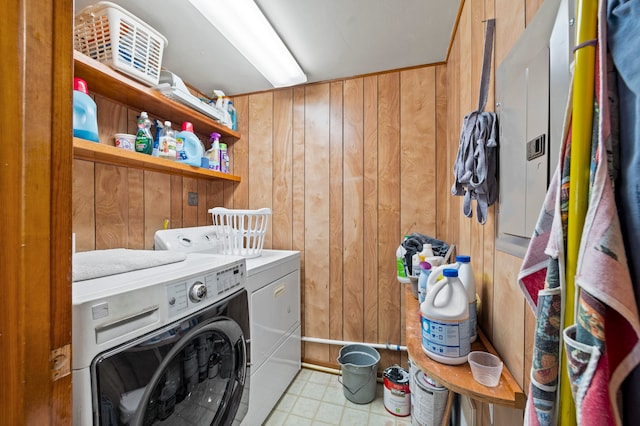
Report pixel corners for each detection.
[420,268,470,365]
[73,78,99,142]
[456,255,477,343]
[175,122,204,167]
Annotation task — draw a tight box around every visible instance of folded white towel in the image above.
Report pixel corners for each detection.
[73,249,187,282]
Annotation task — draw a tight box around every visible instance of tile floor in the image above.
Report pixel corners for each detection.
[264,368,413,426]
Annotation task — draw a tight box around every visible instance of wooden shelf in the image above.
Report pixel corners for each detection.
[405,287,525,409]
[74,138,241,182]
[73,51,240,141]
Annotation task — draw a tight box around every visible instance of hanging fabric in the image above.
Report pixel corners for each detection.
[606,1,640,423]
[519,1,640,424]
[451,19,498,224]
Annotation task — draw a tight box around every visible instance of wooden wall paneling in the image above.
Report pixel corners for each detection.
[143,171,171,248]
[170,175,183,229]
[292,87,306,354]
[73,159,96,251]
[205,179,225,224]
[127,169,145,248]
[232,95,250,210]
[400,67,437,236]
[469,0,487,341]
[127,109,139,134]
[457,0,473,256]
[446,29,461,247]
[2,0,74,421]
[248,92,274,248]
[495,0,525,67]
[273,89,295,249]
[363,76,380,344]
[181,177,199,228]
[377,72,402,368]
[94,94,128,144]
[435,65,448,242]
[197,179,211,225]
[492,250,525,388]
[95,164,128,249]
[399,66,437,366]
[329,81,345,363]
[526,0,545,26]
[303,83,331,363]
[482,0,497,342]
[342,78,364,344]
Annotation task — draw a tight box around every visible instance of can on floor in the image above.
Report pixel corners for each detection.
[412,370,449,426]
[383,365,411,417]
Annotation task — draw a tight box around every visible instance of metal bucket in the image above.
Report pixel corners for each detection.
[337,344,380,404]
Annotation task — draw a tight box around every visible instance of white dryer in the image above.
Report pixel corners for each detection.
[72,252,250,426]
[154,227,301,425]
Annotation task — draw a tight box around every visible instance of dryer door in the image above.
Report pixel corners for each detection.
[94,316,247,426]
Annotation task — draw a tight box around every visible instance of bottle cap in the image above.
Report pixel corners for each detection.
[164,121,171,127]
[73,77,89,94]
[419,262,432,270]
[210,132,221,140]
[456,255,471,263]
[182,122,194,132]
[443,268,459,277]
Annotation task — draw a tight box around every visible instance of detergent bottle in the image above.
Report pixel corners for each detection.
[175,122,204,166]
[420,268,470,365]
[134,112,153,155]
[158,121,177,160]
[73,78,99,142]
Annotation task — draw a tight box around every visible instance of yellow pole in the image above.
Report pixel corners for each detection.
[560,0,598,424]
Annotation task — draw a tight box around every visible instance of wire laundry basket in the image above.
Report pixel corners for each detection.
[209,207,271,258]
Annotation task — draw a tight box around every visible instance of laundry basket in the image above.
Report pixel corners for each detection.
[74,1,168,86]
[209,207,271,258]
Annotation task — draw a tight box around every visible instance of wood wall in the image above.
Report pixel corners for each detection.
[72,0,547,424]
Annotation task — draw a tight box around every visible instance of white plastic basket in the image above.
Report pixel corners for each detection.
[209,207,271,258]
[74,1,168,86]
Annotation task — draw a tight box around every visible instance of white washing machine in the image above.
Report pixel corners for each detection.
[72,251,250,426]
[154,227,301,425]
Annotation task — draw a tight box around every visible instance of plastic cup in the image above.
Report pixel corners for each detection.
[468,351,503,387]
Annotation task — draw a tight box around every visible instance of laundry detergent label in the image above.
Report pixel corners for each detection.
[421,316,470,357]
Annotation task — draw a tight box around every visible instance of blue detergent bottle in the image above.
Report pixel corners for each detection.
[73,78,99,142]
[175,122,204,166]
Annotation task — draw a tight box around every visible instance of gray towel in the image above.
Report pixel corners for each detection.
[73,249,187,282]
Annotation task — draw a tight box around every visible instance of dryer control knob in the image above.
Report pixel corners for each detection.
[189,281,207,302]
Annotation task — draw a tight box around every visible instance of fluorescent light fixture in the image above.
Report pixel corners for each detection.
[189,0,307,88]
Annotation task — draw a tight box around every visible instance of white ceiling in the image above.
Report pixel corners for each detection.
[74,0,462,96]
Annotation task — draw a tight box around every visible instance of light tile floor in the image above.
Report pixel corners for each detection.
[264,368,413,426]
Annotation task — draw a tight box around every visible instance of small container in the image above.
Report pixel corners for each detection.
[114,133,135,151]
[468,351,503,387]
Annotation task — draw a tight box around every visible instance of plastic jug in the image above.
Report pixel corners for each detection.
[456,255,477,343]
[420,269,470,365]
[175,122,204,167]
[73,78,99,142]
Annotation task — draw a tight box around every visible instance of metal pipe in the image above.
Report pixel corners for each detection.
[301,336,407,351]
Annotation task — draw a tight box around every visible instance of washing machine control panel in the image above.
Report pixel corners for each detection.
[165,261,245,318]
[189,281,207,302]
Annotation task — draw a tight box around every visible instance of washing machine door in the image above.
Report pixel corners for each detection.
[94,316,247,426]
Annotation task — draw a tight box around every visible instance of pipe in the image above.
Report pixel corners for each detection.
[301,362,385,383]
[301,336,407,352]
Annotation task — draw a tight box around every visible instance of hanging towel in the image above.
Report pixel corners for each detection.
[73,249,187,282]
[567,6,640,423]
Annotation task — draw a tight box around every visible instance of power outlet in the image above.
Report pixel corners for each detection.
[188,192,198,206]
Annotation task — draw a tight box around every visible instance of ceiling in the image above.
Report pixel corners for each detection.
[74,0,462,96]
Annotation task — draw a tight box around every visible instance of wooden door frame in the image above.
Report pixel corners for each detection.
[0,0,73,423]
